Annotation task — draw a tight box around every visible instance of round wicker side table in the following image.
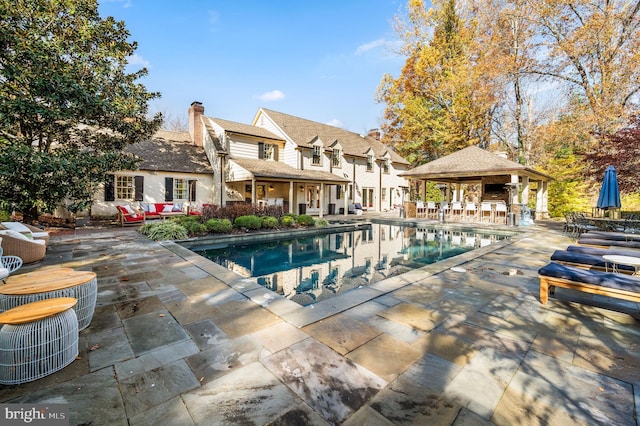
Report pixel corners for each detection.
[0,297,79,385]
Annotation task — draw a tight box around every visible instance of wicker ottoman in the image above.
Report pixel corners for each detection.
[0,269,97,330]
[0,297,79,384]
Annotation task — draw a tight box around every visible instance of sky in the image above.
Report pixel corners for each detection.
[97,0,411,135]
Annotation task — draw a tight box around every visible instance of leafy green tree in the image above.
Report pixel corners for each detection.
[0,0,162,221]
[376,0,500,165]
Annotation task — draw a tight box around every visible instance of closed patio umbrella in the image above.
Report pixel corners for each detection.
[596,165,621,210]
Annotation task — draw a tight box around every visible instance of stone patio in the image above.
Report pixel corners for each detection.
[1,217,638,425]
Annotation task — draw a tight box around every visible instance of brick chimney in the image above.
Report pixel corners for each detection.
[188,101,205,146]
[367,128,381,140]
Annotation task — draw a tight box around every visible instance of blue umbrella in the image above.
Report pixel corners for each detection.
[596,165,621,210]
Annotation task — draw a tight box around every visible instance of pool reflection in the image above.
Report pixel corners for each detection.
[193,224,510,306]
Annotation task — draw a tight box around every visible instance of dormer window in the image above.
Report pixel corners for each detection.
[367,154,374,172]
[332,149,341,167]
[259,142,277,160]
[312,145,322,165]
[383,158,390,174]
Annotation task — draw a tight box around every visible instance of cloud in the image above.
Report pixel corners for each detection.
[127,53,150,69]
[326,119,344,128]
[355,39,385,55]
[255,90,285,102]
[208,10,220,28]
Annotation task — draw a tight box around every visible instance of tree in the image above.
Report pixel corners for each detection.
[376,0,500,166]
[525,0,640,134]
[0,0,162,221]
[585,114,640,193]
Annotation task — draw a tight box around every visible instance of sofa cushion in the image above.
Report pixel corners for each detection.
[539,262,640,292]
[162,204,173,213]
[147,203,156,214]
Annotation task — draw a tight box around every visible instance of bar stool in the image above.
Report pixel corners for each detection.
[0,297,79,384]
[0,269,97,330]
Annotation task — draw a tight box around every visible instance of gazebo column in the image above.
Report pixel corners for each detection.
[542,181,549,218]
[521,176,529,205]
[536,180,543,220]
[454,183,461,202]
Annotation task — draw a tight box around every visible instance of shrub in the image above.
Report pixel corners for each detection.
[296,214,315,226]
[181,220,208,236]
[143,221,188,241]
[315,219,329,227]
[234,215,262,230]
[280,215,296,227]
[262,216,279,229]
[138,223,155,236]
[205,218,232,233]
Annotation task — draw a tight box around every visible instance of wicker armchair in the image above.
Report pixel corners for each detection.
[0,222,49,245]
[0,240,23,276]
[0,231,46,264]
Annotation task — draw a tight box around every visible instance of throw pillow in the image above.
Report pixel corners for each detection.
[162,204,174,213]
[140,202,149,212]
[172,203,183,212]
[124,205,135,215]
[147,204,156,214]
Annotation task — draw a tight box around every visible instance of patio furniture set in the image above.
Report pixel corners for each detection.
[539,230,640,308]
[0,268,97,384]
[116,202,203,226]
[415,200,508,224]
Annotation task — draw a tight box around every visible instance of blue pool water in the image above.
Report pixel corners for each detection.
[191,223,513,306]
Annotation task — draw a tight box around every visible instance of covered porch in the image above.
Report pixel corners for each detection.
[226,158,349,217]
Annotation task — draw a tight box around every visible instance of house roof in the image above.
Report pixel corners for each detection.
[399,145,552,182]
[208,117,284,142]
[257,108,410,165]
[231,159,349,183]
[125,130,212,174]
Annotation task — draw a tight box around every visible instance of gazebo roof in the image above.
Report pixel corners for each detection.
[399,146,552,182]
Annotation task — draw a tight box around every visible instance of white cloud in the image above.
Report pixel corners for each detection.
[127,53,150,69]
[208,10,220,28]
[355,39,385,55]
[255,90,285,102]
[326,119,344,128]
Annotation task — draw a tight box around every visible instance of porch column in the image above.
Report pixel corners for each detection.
[343,184,348,216]
[536,180,543,219]
[251,178,256,205]
[319,183,324,218]
[542,181,549,218]
[289,181,294,215]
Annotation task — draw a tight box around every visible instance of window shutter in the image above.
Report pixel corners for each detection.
[273,145,278,161]
[188,179,196,202]
[134,176,144,201]
[258,142,264,159]
[104,175,115,201]
[165,177,173,201]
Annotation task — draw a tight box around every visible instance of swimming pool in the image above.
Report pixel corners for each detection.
[190,223,514,306]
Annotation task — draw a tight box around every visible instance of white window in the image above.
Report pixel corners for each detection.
[116,176,134,200]
[381,188,387,201]
[312,145,322,165]
[383,159,390,174]
[367,155,374,172]
[332,149,341,167]
[264,143,274,160]
[174,178,188,200]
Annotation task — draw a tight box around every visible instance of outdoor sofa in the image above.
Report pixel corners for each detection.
[0,222,49,245]
[538,261,640,305]
[0,229,47,264]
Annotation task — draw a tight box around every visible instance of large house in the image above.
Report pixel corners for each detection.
[91,102,411,218]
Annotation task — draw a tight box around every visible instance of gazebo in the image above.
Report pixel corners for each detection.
[399,146,553,220]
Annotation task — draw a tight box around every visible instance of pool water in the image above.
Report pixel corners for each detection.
[191,223,512,306]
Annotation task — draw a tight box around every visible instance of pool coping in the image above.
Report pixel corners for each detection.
[163,220,527,328]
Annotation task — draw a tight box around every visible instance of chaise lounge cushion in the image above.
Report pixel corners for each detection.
[538,262,640,292]
[578,237,640,249]
[566,245,640,258]
[550,250,635,273]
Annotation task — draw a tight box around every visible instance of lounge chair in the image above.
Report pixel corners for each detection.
[116,205,145,226]
[550,249,634,274]
[580,231,640,242]
[578,236,640,249]
[566,245,640,257]
[0,230,46,264]
[538,261,640,305]
[0,222,49,245]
